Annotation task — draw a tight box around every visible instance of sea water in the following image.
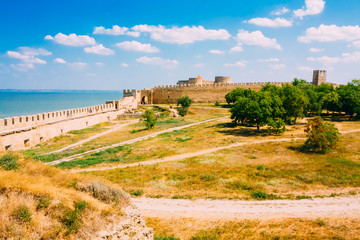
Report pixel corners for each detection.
[0,90,123,119]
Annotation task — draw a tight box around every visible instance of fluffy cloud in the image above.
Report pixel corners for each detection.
[298,24,360,43]
[116,41,160,53]
[54,58,66,64]
[70,62,87,69]
[297,66,314,72]
[270,63,286,70]
[224,61,247,67]
[307,52,360,65]
[271,7,289,15]
[229,46,244,53]
[131,25,231,44]
[294,0,325,19]
[93,25,140,37]
[136,56,179,69]
[236,30,282,50]
[18,47,52,56]
[7,47,49,71]
[84,44,115,55]
[121,63,129,67]
[209,49,224,54]
[45,33,96,46]
[258,58,279,62]
[247,17,292,27]
[309,47,324,52]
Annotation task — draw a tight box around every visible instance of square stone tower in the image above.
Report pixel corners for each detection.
[312,70,326,86]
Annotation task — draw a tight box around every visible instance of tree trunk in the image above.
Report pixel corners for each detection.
[257,124,260,132]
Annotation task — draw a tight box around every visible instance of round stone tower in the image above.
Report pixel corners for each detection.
[188,75,204,85]
[214,76,231,84]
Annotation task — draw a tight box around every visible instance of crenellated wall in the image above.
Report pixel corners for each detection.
[0,96,138,151]
[138,81,289,104]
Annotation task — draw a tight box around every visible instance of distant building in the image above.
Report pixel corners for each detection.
[312,70,327,86]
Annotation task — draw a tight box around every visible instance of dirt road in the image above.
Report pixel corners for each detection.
[132,196,360,219]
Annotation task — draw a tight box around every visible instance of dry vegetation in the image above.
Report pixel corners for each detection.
[148,217,360,240]
[0,152,133,239]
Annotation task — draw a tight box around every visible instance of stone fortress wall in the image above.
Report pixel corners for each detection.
[127,75,291,104]
[0,96,138,151]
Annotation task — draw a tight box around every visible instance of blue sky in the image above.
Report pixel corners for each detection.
[1,0,360,90]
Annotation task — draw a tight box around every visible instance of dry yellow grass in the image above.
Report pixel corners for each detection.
[147,217,360,239]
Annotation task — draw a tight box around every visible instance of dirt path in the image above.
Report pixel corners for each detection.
[132,196,360,219]
[70,137,303,173]
[47,117,228,166]
[47,120,139,154]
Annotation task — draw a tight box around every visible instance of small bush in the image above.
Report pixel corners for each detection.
[130,129,139,134]
[177,96,192,108]
[62,201,87,234]
[215,101,220,106]
[0,153,20,170]
[37,197,51,210]
[79,182,130,205]
[155,236,180,240]
[303,117,340,153]
[296,195,312,200]
[143,109,157,129]
[178,107,189,117]
[267,119,286,135]
[130,189,144,197]
[12,205,32,222]
[251,191,279,200]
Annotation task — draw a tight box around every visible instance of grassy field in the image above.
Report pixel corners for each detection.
[147,217,360,240]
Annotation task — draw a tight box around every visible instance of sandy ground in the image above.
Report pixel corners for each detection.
[132,196,360,219]
[47,120,139,154]
[46,117,227,166]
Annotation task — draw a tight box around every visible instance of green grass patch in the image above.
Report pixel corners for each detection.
[0,153,20,170]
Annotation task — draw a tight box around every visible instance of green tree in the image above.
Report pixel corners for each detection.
[337,80,360,119]
[303,117,340,153]
[322,91,341,115]
[281,83,309,124]
[225,88,246,105]
[177,96,192,116]
[142,109,157,129]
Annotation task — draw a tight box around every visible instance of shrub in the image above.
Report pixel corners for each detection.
[215,101,220,106]
[303,117,340,153]
[267,119,286,135]
[37,197,52,210]
[129,189,144,197]
[155,236,180,240]
[178,107,188,117]
[12,205,32,222]
[177,96,192,108]
[0,153,20,170]
[62,201,87,234]
[142,109,157,129]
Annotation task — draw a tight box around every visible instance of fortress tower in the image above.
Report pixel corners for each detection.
[312,70,326,86]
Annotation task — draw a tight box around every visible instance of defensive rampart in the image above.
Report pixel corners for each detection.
[0,96,138,151]
[125,81,289,104]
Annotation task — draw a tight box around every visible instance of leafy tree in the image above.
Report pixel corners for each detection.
[322,91,341,115]
[337,80,360,119]
[281,83,309,124]
[142,109,157,129]
[177,96,192,108]
[303,117,340,153]
[225,88,246,105]
[177,96,192,116]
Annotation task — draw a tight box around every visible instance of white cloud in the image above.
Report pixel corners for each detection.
[93,25,140,37]
[209,49,224,54]
[297,66,313,72]
[45,33,96,46]
[352,40,360,48]
[116,41,159,53]
[7,48,48,71]
[271,7,289,15]
[298,24,360,43]
[54,58,66,64]
[84,44,115,55]
[136,56,179,69]
[309,47,324,52]
[270,63,286,70]
[224,61,247,67]
[236,30,282,50]
[193,63,205,68]
[121,63,129,67]
[95,62,104,66]
[131,25,231,44]
[70,62,87,69]
[258,58,279,62]
[230,46,244,53]
[307,56,341,65]
[18,47,52,56]
[294,0,325,19]
[247,17,292,27]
